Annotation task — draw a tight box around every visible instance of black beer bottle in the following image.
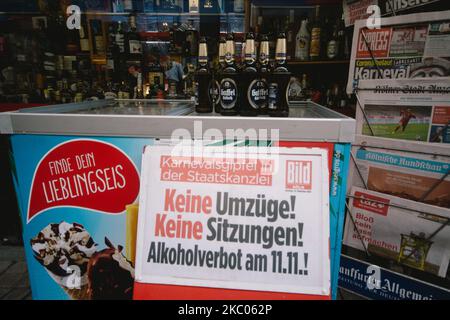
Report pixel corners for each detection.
[214,36,226,113]
[219,33,239,116]
[209,37,225,114]
[240,32,259,117]
[268,32,291,117]
[257,35,270,115]
[195,37,213,113]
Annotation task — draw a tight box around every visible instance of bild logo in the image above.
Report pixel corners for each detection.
[285,160,312,191]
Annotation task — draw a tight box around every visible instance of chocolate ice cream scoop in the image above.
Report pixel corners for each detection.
[87,237,135,300]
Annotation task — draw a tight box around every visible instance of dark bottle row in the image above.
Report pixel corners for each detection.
[195,32,290,117]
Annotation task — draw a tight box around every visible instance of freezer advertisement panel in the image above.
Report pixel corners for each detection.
[342,186,450,294]
[347,10,450,93]
[134,146,331,299]
[9,135,155,300]
[354,79,450,143]
[350,135,450,208]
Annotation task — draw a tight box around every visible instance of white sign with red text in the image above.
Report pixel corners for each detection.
[135,146,330,296]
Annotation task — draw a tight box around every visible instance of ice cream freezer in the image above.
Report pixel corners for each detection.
[0,99,355,300]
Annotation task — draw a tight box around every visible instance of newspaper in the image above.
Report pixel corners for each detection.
[343,0,379,27]
[343,0,445,27]
[344,186,450,281]
[347,10,450,93]
[349,134,450,208]
[354,79,450,144]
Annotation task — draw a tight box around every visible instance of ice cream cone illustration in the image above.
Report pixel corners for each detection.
[126,204,139,266]
[87,237,134,300]
[30,222,97,300]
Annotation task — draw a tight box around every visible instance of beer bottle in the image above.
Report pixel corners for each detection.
[219,33,239,116]
[309,5,322,61]
[213,36,227,113]
[268,32,291,117]
[240,32,259,117]
[195,37,213,113]
[257,35,270,115]
[218,36,227,68]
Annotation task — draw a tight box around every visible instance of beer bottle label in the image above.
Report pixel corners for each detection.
[327,40,337,59]
[219,78,238,109]
[268,83,278,110]
[225,52,233,64]
[194,81,199,106]
[129,40,142,54]
[208,80,219,105]
[115,34,125,52]
[198,55,208,66]
[259,52,268,64]
[248,79,268,110]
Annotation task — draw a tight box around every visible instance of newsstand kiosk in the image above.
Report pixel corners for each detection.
[0,99,355,300]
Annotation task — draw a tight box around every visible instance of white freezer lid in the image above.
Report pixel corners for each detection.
[0,99,355,143]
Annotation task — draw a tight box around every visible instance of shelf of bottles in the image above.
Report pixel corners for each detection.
[249,2,353,110]
[0,0,247,105]
[0,1,245,32]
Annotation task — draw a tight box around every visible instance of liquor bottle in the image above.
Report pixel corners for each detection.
[65,24,80,55]
[257,34,270,115]
[125,14,143,79]
[219,33,239,116]
[118,80,130,99]
[286,10,295,61]
[195,37,212,113]
[339,85,348,108]
[255,16,263,35]
[125,14,142,60]
[79,17,90,53]
[337,15,346,60]
[268,32,290,117]
[106,23,117,81]
[287,76,302,101]
[309,5,322,61]
[61,78,72,103]
[326,20,339,60]
[115,21,125,54]
[91,20,106,56]
[135,72,145,99]
[184,19,198,57]
[73,81,84,102]
[240,32,259,117]
[295,18,310,61]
